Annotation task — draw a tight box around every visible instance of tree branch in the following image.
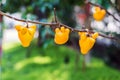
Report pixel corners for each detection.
[0,11,58,26]
[88,2,120,22]
[0,10,120,43]
[61,23,119,42]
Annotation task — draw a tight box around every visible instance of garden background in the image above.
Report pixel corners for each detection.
[0,0,120,80]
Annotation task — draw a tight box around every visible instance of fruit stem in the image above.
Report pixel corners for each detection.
[26,21,29,28]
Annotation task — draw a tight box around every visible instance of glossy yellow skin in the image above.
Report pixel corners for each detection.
[93,7,106,21]
[15,24,36,47]
[54,26,70,44]
[78,32,99,55]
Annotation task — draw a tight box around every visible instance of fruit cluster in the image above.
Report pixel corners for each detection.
[15,24,99,55]
[54,26,99,55]
[14,6,103,54]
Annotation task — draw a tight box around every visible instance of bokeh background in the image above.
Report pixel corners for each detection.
[0,0,120,80]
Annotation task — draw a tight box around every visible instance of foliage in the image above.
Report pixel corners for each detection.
[92,0,110,9]
[2,42,120,80]
[2,0,57,13]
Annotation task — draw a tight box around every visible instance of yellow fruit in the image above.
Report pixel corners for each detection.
[78,32,99,55]
[15,24,36,47]
[93,7,106,21]
[54,26,70,44]
[15,24,22,31]
[92,32,99,39]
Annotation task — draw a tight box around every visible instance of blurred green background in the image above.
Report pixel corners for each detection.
[1,0,120,80]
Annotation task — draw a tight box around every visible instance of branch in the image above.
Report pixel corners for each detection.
[61,23,119,42]
[0,10,120,43]
[88,2,120,22]
[54,8,58,23]
[0,11,58,26]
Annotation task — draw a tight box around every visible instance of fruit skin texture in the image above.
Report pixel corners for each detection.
[54,26,70,44]
[15,24,36,47]
[93,7,106,21]
[78,32,99,55]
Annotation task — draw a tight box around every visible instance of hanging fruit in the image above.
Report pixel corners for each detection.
[92,32,99,39]
[15,24,36,47]
[93,7,106,21]
[78,32,99,55]
[54,26,70,44]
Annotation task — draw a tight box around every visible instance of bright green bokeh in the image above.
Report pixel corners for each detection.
[2,42,120,80]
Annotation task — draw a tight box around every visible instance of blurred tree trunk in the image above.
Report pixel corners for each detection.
[26,46,32,58]
[0,15,3,61]
[85,52,91,65]
[67,36,80,70]
[0,25,2,61]
[75,52,80,70]
[33,7,47,47]
[37,26,44,47]
[116,0,120,12]
[0,16,3,80]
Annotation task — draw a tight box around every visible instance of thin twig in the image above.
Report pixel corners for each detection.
[54,8,58,23]
[0,11,58,26]
[88,2,120,22]
[26,20,29,28]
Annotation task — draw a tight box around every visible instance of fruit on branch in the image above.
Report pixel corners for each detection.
[54,26,70,44]
[78,32,99,55]
[92,32,99,39]
[93,7,106,21]
[15,24,36,47]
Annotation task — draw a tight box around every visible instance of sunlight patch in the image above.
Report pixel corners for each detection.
[14,56,52,70]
